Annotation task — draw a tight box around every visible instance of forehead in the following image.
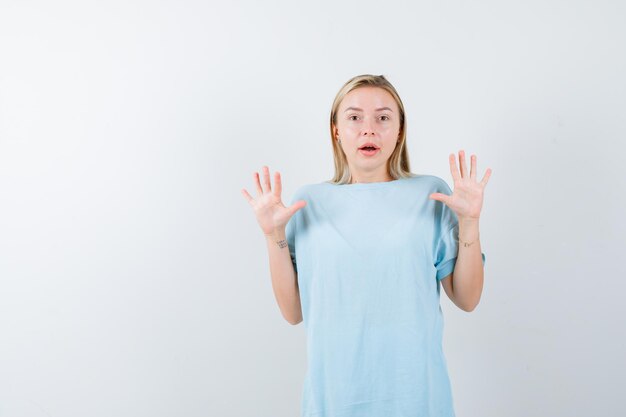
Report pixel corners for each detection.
[340,86,398,111]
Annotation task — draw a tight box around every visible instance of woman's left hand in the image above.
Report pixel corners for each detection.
[429,150,492,221]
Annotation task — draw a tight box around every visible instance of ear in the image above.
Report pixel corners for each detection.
[332,124,339,139]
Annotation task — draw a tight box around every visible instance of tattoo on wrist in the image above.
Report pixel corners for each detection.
[276,239,288,248]
[455,235,479,247]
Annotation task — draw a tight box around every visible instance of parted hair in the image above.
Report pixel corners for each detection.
[328,74,414,184]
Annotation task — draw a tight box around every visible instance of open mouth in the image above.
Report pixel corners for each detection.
[359,143,380,156]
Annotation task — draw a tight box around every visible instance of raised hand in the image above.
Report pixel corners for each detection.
[429,150,492,221]
[241,166,306,236]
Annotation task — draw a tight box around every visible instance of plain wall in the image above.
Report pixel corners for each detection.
[1,0,624,416]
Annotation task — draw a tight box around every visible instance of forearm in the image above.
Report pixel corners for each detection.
[265,229,303,324]
[451,217,484,312]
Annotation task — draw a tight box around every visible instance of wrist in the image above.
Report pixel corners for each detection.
[265,228,286,240]
[458,215,480,225]
[458,217,480,243]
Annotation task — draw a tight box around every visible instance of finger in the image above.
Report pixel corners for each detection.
[274,171,282,198]
[289,200,307,216]
[263,166,271,193]
[480,168,492,187]
[458,150,467,178]
[241,188,254,205]
[429,192,450,205]
[449,153,461,182]
[470,154,476,180]
[253,172,263,197]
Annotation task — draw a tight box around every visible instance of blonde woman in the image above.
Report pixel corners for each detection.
[241,74,491,417]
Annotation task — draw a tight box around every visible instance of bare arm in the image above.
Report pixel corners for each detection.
[429,150,491,313]
[441,218,484,312]
[265,228,302,325]
[241,166,306,326]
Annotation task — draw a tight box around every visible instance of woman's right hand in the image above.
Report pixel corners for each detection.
[241,166,306,236]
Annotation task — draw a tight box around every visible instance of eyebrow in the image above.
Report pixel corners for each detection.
[344,107,394,112]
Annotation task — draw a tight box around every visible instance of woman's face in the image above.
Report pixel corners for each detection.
[333,86,401,180]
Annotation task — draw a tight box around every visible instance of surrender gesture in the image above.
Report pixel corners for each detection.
[429,150,492,221]
[241,166,307,237]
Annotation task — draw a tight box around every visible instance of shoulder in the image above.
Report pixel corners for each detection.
[292,183,316,197]
[406,174,452,194]
[289,182,320,203]
[293,180,332,196]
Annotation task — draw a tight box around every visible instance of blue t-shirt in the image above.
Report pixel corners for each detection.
[285,174,486,417]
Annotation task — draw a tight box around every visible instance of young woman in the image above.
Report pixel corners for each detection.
[241,74,491,417]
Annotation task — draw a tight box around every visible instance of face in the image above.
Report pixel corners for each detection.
[333,86,401,181]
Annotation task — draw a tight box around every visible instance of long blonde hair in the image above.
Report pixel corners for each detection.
[328,74,413,184]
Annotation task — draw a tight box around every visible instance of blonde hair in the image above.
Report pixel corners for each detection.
[328,74,414,184]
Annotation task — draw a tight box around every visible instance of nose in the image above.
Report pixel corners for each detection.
[362,118,375,136]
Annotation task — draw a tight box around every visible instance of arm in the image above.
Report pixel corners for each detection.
[265,228,303,325]
[442,217,484,312]
[430,150,491,313]
[241,166,306,325]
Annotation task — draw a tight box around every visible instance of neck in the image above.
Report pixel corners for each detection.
[350,174,393,184]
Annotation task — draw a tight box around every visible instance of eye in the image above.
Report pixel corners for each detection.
[380,115,390,121]
[348,115,359,121]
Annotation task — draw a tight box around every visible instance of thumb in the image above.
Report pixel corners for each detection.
[429,193,450,205]
[287,200,307,217]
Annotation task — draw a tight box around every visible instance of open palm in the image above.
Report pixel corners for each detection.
[429,150,492,220]
[241,166,306,236]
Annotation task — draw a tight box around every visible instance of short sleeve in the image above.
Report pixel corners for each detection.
[433,180,486,281]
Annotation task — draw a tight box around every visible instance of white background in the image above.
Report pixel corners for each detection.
[1,0,624,416]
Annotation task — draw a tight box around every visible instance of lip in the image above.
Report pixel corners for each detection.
[358,142,380,150]
[359,148,380,157]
